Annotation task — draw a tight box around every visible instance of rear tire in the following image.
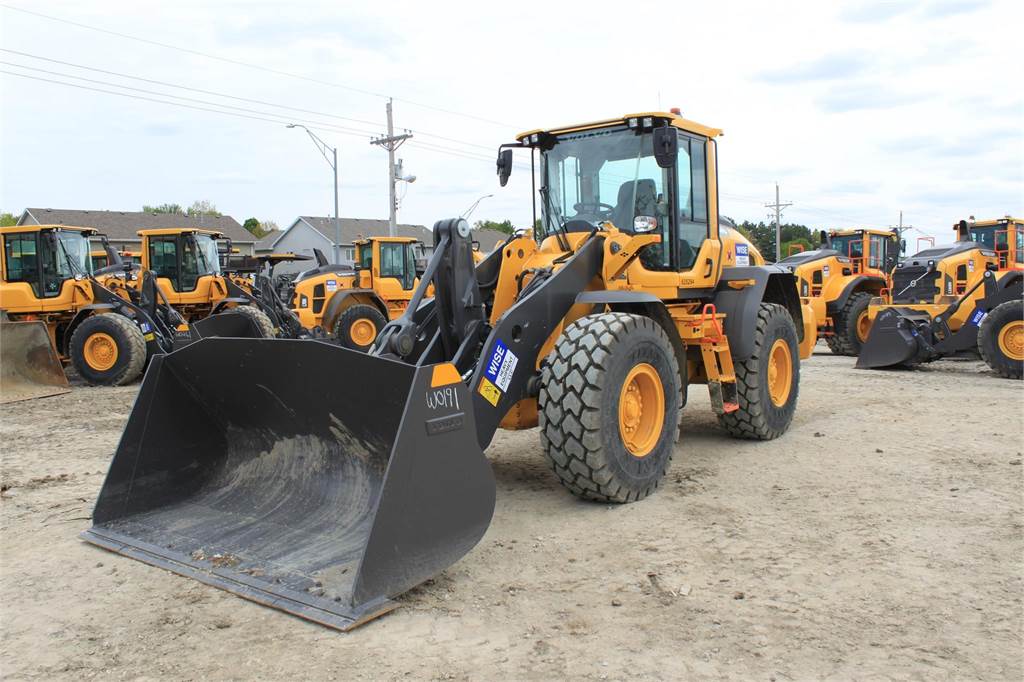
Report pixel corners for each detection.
[538,313,681,503]
[718,303,799,440]
[978,300,1023,379]
[70,314,147,386]
[825,291,871,356]
[334,304,388,352]
[228,305,275,338]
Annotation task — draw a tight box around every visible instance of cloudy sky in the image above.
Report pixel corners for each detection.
[0,0,1020,244]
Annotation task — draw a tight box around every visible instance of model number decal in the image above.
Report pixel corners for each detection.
[426,385,460,411]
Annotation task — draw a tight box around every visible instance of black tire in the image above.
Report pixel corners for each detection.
[978,300,1024,380]
[334,304,388,351]
[69,314,147,386]
[538,313,681,503]
[718,303,799,440]
[228,305,275,338]
[825,291,872,356]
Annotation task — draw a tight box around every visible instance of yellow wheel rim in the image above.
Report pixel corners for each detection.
[350,318,377,346]
[618,363,665,458]
[84,332,118,372]
[856,311,872,343]
[767,338,793,407]
[998,320,1024,361]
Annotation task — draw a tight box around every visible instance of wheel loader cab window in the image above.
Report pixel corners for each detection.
[868,235,884,270]
[3,232,40,295]
[359,245,373,269]
[149,238,179,287]
[541,126,672,270]
[380,242,414,289]
[676,134,709,271]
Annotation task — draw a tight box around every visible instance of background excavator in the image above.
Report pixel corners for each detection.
[778,228,901,356]
[857,217,1023,378]
[83,111,816,630]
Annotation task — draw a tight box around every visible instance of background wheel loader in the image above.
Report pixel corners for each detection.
[0,225,258,397]
[83,111,816,630]
[289,236,432,350]
[857,217,1023,378]
[133,227,300,336]
[778,227,901,356]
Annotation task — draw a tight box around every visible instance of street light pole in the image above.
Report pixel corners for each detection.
[287,124,341,263]
[460,194,494,220]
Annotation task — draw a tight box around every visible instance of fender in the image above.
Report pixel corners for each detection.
[322,289,389,333]
[575,290,688,407]
[712,266,803,361]
[827,275,886,316]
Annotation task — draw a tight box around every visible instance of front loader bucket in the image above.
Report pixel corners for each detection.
[81,338,495,630]
[855,307,932,369]
[190,311,263,339]
[0,319,70,404]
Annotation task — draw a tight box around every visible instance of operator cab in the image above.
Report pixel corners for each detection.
[1,226,93,298]
[355,239,419,291]
[963,218,1022,268]
[503,113,719,278]
[142,229,222,292]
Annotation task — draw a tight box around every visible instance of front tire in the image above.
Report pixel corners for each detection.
[228,305,275,338]
[718,303,800,440]
[825,291,871,356]
[978,300,1023,379]
[334,304,388,351]
[70,314,147,386]
[538,313,681,503]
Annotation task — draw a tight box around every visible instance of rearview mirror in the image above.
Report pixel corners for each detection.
[496,149,513,187]
[819,230,829,248]
[900,238,906,254]
[652,127,678,169]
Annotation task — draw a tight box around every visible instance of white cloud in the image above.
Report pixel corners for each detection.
[0,0,1020,242]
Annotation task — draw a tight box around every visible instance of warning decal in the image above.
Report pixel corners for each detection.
[478,377,501,406]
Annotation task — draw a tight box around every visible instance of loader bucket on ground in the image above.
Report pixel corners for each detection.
[0,319,70,404]
[81,338,495,630]
[190,311,263,339]
[855,307,932,369]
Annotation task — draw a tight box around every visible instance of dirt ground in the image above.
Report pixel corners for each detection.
[1,345,1021,680]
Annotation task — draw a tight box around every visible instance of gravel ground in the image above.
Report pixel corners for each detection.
[1,345,1021,680]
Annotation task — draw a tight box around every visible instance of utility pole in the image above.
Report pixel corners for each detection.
[370,99,412,236]
[764,183,792,262]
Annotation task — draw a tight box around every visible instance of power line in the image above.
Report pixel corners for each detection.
[0,47,502,153]
[0,3,521,129]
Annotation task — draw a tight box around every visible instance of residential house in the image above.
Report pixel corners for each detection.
[17,208,256,256]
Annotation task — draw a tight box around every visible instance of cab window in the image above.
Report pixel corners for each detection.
[868,235,883,270]
[359,245,373,269]
[4,232,40,295]
[677,134,708,271]
[1016,227,1023,264]
[149,237,179,288]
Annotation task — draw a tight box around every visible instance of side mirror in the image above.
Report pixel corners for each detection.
[956,219,970,241]
[496,149,513,187]
[472,240,481,252]
[652,127,678,169]
[634,216,659,233]
[819,230,829,248]
[900,239,907,254]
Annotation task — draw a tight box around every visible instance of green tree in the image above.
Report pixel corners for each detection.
[243,217,263,237]
[142,203,183,214]
[0,211,17,227]
[188,200,221,217]
[473,219,515,235]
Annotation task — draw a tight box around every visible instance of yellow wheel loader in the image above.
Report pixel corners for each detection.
[289,237,430,350]
[83,111,815,630]
[778,227,901,356]
[857,217,1023,378]
[0,225,259,395]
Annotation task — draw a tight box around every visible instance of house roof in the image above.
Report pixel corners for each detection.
[297,216,432,244]
[19,208,254,243]
[254,230,283,251]
[473,228,510,252]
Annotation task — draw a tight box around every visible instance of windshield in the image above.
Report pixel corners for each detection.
[968,226,1006,250]
[829,234,863,258]
[54,231,93,277]
[541,127,667,236]
[192,234,221,275]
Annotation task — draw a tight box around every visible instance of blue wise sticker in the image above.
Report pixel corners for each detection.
[735,243,749,267]
[484,339,519,392]
[968,309,987,326]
